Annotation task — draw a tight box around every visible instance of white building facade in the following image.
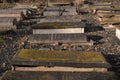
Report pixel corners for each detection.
[33,28,84,34]
[116,27,120,40]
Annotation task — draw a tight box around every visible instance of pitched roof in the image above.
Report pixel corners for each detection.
[37,17,81,23]
[28,33,87,43]
[0,17,16,22]
[11,49,110,68]
[1,71,117,80]
[32,22,85,29]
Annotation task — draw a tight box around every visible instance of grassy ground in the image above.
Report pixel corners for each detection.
[16,49,106,63]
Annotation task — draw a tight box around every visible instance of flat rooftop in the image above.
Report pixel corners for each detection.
[32,22,85,29]
[43,6,77,16]
[37,16,81,23]
[92,7,120,11]
[44,6,76,11]
[1,71,117,80]
[12,49,110,68]
[28,34,87,43]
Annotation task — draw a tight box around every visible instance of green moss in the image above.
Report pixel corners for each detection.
[32,22,83,29]
[16,49,106,63]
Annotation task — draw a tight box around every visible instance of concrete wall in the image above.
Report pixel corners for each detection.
[116,28,120,40]
[13,66,108,72]
[33,28,84,34]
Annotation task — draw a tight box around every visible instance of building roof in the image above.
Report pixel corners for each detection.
[0,17,16,28]
[0,9,23,14]
[49,3,71,6]
[93,3,112,6]
[97,12,120,17]
[93,7,120,11]
[39,4,78,16]
[0,17,16,22]
[32,22,85,29]
[48,0,70,3]
[28,33,87,43]
[1,71,117,80]
[48,0,71,6]
[43,6,77,16]
[37,16,81,23]
[0,8,30,16]
[11,49,110,68]
[100,16,120,25]
[0,3,16,9]
[44,6,76,12]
